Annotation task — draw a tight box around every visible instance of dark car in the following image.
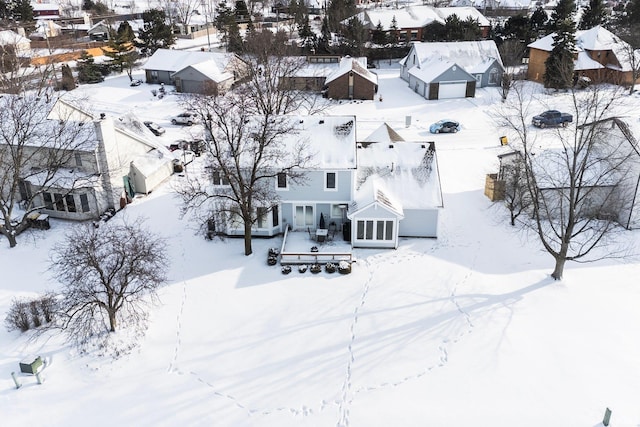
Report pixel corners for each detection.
[169,139,205,155]
[144,121,165,136]
[130,79,143,86]
[430,119,460,134]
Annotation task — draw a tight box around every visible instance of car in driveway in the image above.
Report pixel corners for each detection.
[144,121,165,136]
[130,78,143,86]
[171,112,199,126]
[429,119,460,134]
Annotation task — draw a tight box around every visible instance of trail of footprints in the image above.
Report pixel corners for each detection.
[167,249,475,425]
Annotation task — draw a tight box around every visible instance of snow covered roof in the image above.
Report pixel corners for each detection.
[0,30,30,46]
[173,60,234,83]
[325,57,378,85]
[437,7,491,27]
[290,56,367,78]
[31,2,60,11]
[528,26,638,72]
[350,177,405,218]
[354,139,443,210]
[363,123,405,143]
[131,149,173,178]
[408,58,459,82]
[574,51,604,71]
[144,49,239,73]
[449,0,530,8]
[348,5,443,31]
[405,40,503,69]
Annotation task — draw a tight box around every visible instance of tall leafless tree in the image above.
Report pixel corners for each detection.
[0,94,95,248]
[179,87,314,256]
[50,219,168,350]
[494,81,634,280]
[616,24,640,95]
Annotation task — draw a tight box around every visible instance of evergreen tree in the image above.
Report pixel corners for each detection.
[235,0,249,21]
[317,16,332,53]
[547,0,576,33]
[579,0,607,29]
[503,14,531,41]
[423,21,446,42]
[327,0,357,33]
[444,14,464,41]
[10,0,33,22]
[116,21,135,42]
[341,17,367,56]
[461,17,482,41]
[530,6,548,35]
[106,22,138,74]
[298,14,317,52]
[544,15,576,89]
[389,15,399,44]
[76,51,104,83]
[226,19,243,52]
[58,64,76,91]
[137,9,175,56]
[371,20,387,45]
[627,0,640,25]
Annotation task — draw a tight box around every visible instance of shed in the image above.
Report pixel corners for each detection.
[325,57,378,100]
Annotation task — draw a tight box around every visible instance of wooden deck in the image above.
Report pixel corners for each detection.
[279,227,353,265]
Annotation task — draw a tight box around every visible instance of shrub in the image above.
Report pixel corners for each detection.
[338,261,352,274]
[298,264,308,273]
[325,262,337,273]
[310,263,322,274]
[5,298,30,332]
[281,265,292,274]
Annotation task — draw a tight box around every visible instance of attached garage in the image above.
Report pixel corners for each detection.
[437,81,467,99]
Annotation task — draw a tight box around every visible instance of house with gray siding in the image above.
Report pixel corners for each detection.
[400,41,504,99]
[144,49,248,92]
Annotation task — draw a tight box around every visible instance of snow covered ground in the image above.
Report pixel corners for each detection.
[1,63,640,426]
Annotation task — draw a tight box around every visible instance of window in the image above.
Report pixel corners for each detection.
[80,194,90,212]
[65,194,76,212]
[18,179,31,201]
[331,204,343,218]
[256,207,268,228]
[489,69,499,85]
[213,171,229,186]
[54,193,64,211]
[356,219,394,241]
[277,172,287,189]
[74,152,83,167]
[43,192,53,210]
[272,205,279,227]
[325,172,337,190]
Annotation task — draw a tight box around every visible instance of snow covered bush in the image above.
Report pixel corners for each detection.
[310,263,322,274]
[298,264,308,273]
[281,265,292,274]
[325,262,337,273]
[338,261,352,274]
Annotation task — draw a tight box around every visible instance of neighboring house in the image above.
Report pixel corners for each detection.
[144,49,249,94]
[15,99,174,221]
[348,123,443,248]
[30,2,61,19]
[325,57,378,100]
[400,41,504,99]
[496,118,640,229]
[345,5,491,42]
[279,55,365,92]
[88,20,111,41]
[527,26,640,86]
[0,30,31,56]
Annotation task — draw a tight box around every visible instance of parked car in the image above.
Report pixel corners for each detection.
[144,121,165,136]
[532,110,573,128]
[130,78,143,86]
[171,112,199,126]
[429,119,460,134]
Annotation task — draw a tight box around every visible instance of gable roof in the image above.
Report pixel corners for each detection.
[354,137,444,210]
[172,60,234,83]
[144,49,241,73]
[408,58,475,83]
[527,26,638,72]
[345,5,490,31]
[363,123,405,144]
[436,7,491,27]
[403,40,504,70]
[325,57,378,85]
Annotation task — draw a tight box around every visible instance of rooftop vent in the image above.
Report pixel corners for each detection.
[100,113,106,120]
[319,119,325,124]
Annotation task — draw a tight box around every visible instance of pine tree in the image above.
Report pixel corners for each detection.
[547,0,576,33]
[226,19,243,52]
[371,20,387,45]
[298,14,316,52]
[530,6,548,35]
[389,15,399,44]
[76,51,104,83]
[317,16,331,53]
[137,9,175,56]
[544,15,576,89]
[579,0,607,29]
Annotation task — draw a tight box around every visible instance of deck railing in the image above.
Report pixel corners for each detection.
[279,227,353,265]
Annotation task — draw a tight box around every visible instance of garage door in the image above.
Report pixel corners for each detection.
[438,81,467,99]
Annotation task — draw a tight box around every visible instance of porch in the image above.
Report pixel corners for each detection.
[279,226,353,265]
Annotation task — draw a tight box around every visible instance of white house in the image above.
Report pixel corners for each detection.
[0,30,31,56]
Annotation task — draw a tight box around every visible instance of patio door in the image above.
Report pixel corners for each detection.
[294,205,314,229]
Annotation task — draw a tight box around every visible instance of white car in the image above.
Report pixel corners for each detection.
[171,112,199,126]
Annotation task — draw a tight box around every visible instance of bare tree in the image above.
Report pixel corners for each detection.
[50,219,168,349]
[499,152,532,226]
[0,94,95,248]
[494,81,634,280]
[179,88,314,256]
[173,0,201,27]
